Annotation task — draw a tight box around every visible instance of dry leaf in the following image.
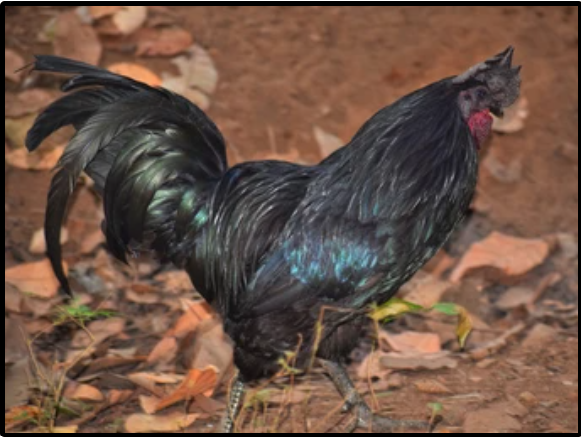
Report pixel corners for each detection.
[64,383,105,403]
[401,274,453,308]
[451,232,551,283]
[139,395,161,415]
[125,413,199,434]
[108,63,162,87]
[192,395,226,416]
[135,27,194,57]
[155,271,193,294]
[72,318,126,349]
[5,89,58,118]
[108,390,134,406]
[171,300,214,338]
[424,250,456,278]
[52,426,80,434]
[147,337,179,366]
[183,319,234,383]
[414,380,453,395]
[163,45,219,102]
[128,372,183,397]
[493,97,529,134]
[314,126,344,158]
[384,332,442,355]
[30,228,68,255]
[155,367,218,413]
[54,12,102,65]
[5,259,65,299]
[380,352,458,371]
[5,49,25,83]
[80,230,105,255]
[5,283,24,314]
[6,146,64,171]
[5,406,41,432]
[5,114,38,149]
[496,287,535,311]
[89,5,123,20]
[113,6,148,35]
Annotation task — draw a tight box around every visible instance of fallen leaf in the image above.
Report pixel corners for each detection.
[464,407,522,433]
[54,12,102,65]
[135,27,194,57]
[108,63,162,87]
[522,323,559,349]
[5,114,38,149]
[384,331,442,354]
[64,383,105,403]
[5,259,65,299]
[5,406,41,431]
[401,274,454,308]
[5,146,64,171]
[415,380,453,395]
[162,45,219,104]
[493,97,529,134]
[137,395,159,415]
[451,232,551,283]
[314,126,344,158]
[155,367,218,413]
[455,306,474,350]
[5,89,58,118]
[113,6,148,35]
[129,372,184,397]
[71,318,126,349]
[171,300,214,338]
[5,283,24,314]
[5,49,25,83]
[80,230,105,255]
[52,426,80,434]
[29,228,68,255]
[380,352,458,371]
[155,271,193,294]
[424,250,456,278]
[192,395,226,416]
[496,287,535,311]
[89,5,123,20]
[356,350,391,381]
[147,337,179,366]
[108,390,134,406]
[182,319,234,383]
[125,413,199,434]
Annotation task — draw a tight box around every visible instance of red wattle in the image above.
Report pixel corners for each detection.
[468,110,494,149]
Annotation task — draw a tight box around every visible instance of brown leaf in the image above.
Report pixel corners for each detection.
[5,49,25,83]
[80,230,105,255]
[135,27,194,57]
[125,413,199,434]
[401,273,453,308]
[139,395,160,415]
[6,146,65,171]
[5,114,38,149]
[380,352,458,371]
[128,372,183,397]
[5,283,24,314]
[414,379,453,395]
[182,319,234,383]
[384,331,442,355]
[154,271,193,294]
[424,250,456,278]
[30,227,68,255]
[147,337,179,366]
[171,300,214,338]
[5,406,41,431]
[108,390,134,406]
[111,6,148,36]
[71,318,126,349]
[314,126,344,158]
[155,367,218,413]
[89,6,123,20]
[192,395,226,416]
[496,287,535,311]
[5,89,58,118]
[54,12,103,65]
[5,259,65,299]
[451,232,551,283]
[108,63,162,87]
[64,383,105,403]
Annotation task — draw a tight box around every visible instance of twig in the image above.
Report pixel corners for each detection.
[469,322,527,361]
[527,272,564,312]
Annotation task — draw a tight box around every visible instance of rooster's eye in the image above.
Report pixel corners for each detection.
[476,88,489,100]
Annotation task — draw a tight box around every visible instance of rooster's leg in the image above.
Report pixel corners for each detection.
[222,373,246,434]
[320,360,430,433]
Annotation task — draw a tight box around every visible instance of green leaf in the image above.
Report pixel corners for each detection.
[432,302,461,316]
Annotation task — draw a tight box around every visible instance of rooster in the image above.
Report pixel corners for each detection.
[27,48,521,433]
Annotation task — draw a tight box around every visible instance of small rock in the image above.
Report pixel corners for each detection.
[522,324,559,349]
[519,391,539,407]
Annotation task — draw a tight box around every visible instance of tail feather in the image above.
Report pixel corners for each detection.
[26,56,228,296]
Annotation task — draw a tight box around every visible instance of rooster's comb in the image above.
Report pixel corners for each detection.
[454,46,522,109]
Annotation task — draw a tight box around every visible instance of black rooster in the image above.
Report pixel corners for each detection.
[27,48,521,433]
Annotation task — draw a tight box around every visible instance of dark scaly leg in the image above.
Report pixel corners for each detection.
[222,373,246,434]
[320,360,430,433]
